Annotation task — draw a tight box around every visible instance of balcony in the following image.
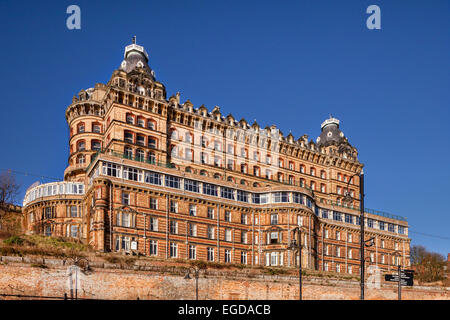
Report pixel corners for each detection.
[23,181,85,207]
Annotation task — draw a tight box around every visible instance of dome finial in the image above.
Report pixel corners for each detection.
[132,35,136,44]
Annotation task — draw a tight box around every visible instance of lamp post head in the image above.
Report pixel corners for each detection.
[343,192,353,204]
[288,239,298,250]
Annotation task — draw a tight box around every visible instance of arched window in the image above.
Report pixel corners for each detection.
[126,113,135,124]
[300,165,305,173]
[185,148,193,161]
[92,122,101,133]
[321,184,326,193]
[147,119,156,130]
[240,179,247,186]
[170,129,178,140]
[253,182,260,187]
[200,170,207,176]
[77,140,85,152]
[170,145,178,158]
[185,167,192,173]
[277,173,283,182]
[227,176,235,182]
[213,173,221,179]
[240,163,247,174]
[124,130,133,143]
[76,154,85,164]
[201,152,208,164]
[300,178,305,187]
[148,136,157,149]
[91,140,101,151]
[136,149,145,161]
[77,122,85,134]
[124,146,133,159]
[310,181,316,191]
[137,117,145,127]
[185,132,193,143]
[321,170,326,179]
[310,167,316,176]
[253,166,260,176]
[289,175,294,185]
[148,152,155,164]
[201,136,208,148]
[213,140,221,151]
[136,134,145,146]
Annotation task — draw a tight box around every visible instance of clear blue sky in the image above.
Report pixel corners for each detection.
[0,1,448,256]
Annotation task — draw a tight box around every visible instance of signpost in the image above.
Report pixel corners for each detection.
[385,270,414,286]
[385,269,414,300]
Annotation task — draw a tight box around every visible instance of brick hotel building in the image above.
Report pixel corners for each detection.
[22,40,410,274]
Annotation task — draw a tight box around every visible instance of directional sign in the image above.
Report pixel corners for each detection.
[384,271,414,286]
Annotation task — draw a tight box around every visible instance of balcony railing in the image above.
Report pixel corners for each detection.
[364,208,407,222]
[326,200,407,222]
[86,149,175,174]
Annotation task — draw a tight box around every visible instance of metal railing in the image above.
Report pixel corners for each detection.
[326,201,407,222]
[364,208,407,222]
[86,149,175,174]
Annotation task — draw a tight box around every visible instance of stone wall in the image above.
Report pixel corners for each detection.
[0,256,448,300]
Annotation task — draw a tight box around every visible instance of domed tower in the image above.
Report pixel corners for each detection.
[119,36,155,79]
[316,116,345,147]
[316,115,358,160]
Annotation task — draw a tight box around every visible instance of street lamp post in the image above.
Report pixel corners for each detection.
[394,251,402,300]
[184,266,200,300]
[343,170,365,300]
[288,227,302,300]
